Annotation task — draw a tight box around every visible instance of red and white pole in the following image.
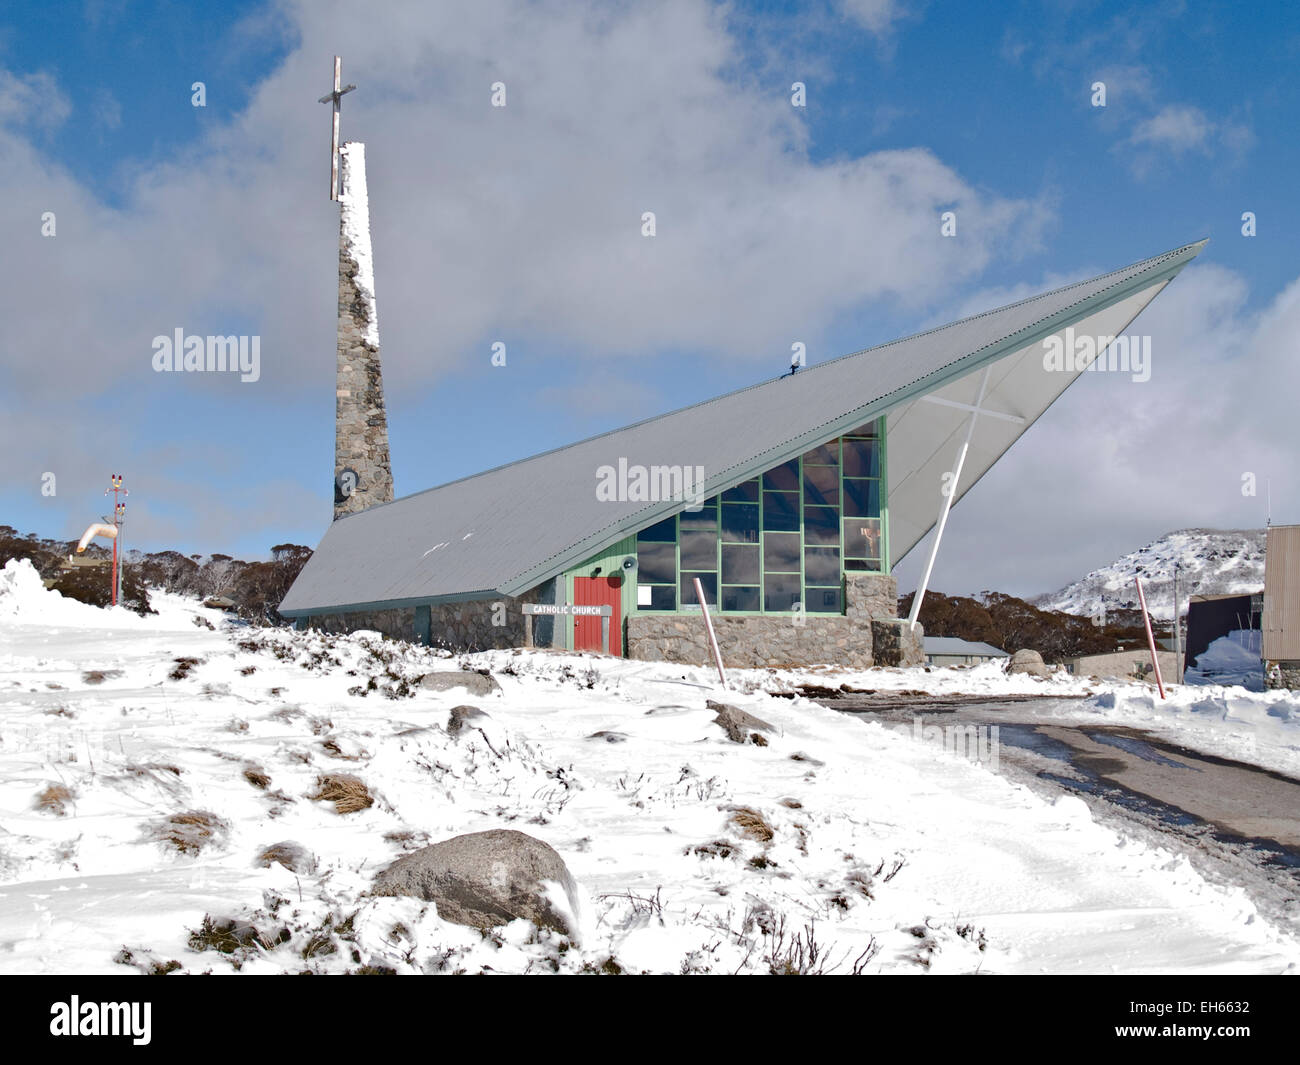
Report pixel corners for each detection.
[1134,576,1166,699]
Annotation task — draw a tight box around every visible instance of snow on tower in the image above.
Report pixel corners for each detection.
[333,141,394,520]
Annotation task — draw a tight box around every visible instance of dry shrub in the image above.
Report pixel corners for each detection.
[688,839,739,860]
[152,810,228,854]
[319,738,359,761]
[36,783,74,816]
[243,767,271,790]
[168,657,203,681]
[188,914,285,955]
[383,829,429,850]
[255,841,315,874]
[730,806,774,842]
[126,762,183,778]
[310,774,372,814]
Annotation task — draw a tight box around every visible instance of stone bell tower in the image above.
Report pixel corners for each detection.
[332,140,394,520]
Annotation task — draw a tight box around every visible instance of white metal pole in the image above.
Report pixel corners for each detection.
[908,366,990,631]
[693,577,727,688]
[1135,576,1166,699]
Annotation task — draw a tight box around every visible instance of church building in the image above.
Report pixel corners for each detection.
[278,101,1204,669]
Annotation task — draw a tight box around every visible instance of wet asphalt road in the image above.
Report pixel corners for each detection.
[818,693,1300,930]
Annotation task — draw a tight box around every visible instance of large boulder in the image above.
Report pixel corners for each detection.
[371,829,580,937]
[1007,648,1049,678]
[419,671,502,697]
[706,699,774,744]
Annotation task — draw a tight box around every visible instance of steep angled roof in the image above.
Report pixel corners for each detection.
[281,240,1205,616]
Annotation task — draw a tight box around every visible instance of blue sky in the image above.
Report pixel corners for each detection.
[2,0,1297,596]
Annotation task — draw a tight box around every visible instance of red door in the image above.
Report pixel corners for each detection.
[573,576,622,655]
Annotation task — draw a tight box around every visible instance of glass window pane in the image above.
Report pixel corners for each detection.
[844,517,882,560]
[679,503,717,533]
[804,546,841,585]
[763,531,801,572]
[762,460,799,492]
[721,586,759,612]
[642,584,676,610]
[680,572,716,607]
[806,586,842,613]
[803,442,839,466]
[842,438,879,478]
[720,503,759,543]
[721,543,760,585]
[762,491,799,531]
[721,480,759,503]
[636,540,676,584]
[637,516,676,542]
[843,477,880,518]
[803,505,839,546]
[679,529,717,571]
[802,464,839,507]
[845,420,878,438]
[764,573,801,614]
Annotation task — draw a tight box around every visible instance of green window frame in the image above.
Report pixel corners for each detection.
[632,417,887,615]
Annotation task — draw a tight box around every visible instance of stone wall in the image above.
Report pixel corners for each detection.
[627,614,875,670]
[333,142,395,521]
[302,584,551,651]
[626,572,919,669]
[305,606,417,642]
[1265,662,1300,690]
[301,572,919,670]
[870,618,925,668]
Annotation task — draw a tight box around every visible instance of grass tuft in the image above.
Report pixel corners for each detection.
[35,783,74,816]
[151,810,228,854]
[310,774,373,814]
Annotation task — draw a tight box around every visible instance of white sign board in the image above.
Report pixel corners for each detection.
[522,603,612,617]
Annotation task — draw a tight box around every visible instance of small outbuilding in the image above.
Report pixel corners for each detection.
[923,637,1009,667]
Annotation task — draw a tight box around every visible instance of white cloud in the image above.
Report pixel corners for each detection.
[1129,103,1214,153]
[0,0,1056,556]
[1,0,1049,401]
[839,0,912,37]
[0,68,70,130]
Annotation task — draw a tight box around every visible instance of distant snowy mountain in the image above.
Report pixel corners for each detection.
[1034,529,1265,621]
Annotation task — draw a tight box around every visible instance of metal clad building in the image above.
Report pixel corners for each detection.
[1263,525,1300,663]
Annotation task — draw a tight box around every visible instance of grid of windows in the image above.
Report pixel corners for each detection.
[634,420,884,614]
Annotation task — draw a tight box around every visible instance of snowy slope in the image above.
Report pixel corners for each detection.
[1035,529,1265,621]
[0,558,1297,975]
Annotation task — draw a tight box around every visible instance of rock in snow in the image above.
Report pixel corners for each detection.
[1007,649,1049,678]
[371,829,581,937]
[446,704,490,734]
[706,699,774,743]
[419,670,502,696]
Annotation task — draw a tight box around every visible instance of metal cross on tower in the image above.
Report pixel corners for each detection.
[318,56,357,201]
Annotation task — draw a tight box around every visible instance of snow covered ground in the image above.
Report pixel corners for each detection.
[1,558,1297,975]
